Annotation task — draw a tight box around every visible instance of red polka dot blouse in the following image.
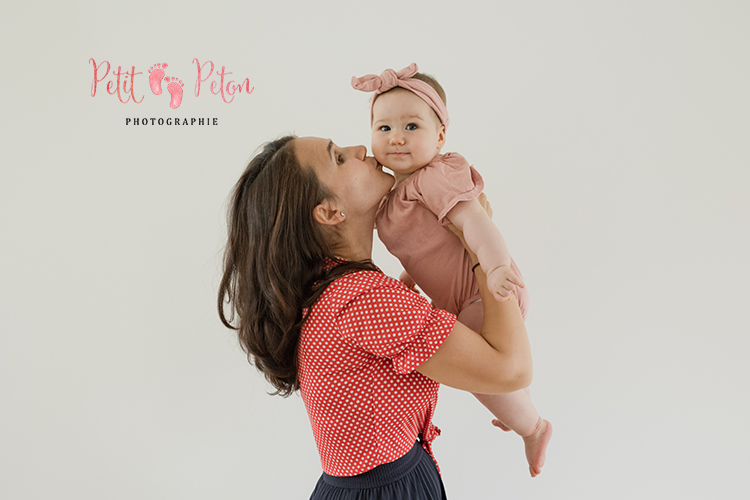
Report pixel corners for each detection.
[298,267,456,476]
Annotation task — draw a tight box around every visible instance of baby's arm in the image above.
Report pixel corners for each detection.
[446,198,524,301]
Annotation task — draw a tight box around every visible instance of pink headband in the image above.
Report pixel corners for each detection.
[351,63,449,127]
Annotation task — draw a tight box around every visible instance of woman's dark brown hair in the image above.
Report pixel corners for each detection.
[218,135,379,396]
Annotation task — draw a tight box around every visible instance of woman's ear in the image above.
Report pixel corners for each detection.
[313,199,345,226]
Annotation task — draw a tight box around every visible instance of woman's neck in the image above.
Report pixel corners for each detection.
[331,213,376,262]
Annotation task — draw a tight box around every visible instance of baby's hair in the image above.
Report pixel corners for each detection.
[411,72,447,106]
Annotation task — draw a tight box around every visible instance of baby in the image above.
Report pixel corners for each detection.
[352,63,552,477]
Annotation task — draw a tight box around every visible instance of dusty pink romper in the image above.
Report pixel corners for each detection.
[375,152,529,319]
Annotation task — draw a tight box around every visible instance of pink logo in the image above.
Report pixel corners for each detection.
[148,63,168,95]
[90,59,254,110]
[89,60,143,104]
[193,59,253,104]
[148,63,184,109]
[165,77,184,109]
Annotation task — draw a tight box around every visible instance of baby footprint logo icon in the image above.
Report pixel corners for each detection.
[164,77,184,109]
[148,62,184,109]
[148,63,168,95]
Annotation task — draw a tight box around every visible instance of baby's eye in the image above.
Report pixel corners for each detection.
[379,125,391,132]
[406,123,418,131]
[336,153,344,164]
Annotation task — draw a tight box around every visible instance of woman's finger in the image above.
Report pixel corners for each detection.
[476,192,493,219]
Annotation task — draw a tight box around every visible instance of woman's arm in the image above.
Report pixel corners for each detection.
[415,258,532,394]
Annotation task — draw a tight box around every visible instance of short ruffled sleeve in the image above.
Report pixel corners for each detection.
[333,281,456,374]
[408,152,485,225]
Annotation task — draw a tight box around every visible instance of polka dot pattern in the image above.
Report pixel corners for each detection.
[298,269,455,477]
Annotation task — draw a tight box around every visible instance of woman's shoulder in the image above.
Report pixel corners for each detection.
[317,268,420,313]
[326,269,401,298]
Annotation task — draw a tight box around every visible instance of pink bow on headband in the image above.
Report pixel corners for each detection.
[351,63,449,126]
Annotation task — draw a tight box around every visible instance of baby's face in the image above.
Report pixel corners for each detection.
[371,89,445,177]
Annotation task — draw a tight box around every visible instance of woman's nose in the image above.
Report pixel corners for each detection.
[352,144,366,160]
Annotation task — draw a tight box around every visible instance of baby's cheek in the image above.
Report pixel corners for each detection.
[371,141,387,165]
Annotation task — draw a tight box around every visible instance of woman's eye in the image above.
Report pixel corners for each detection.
[406,123,418,131]
[379,125,390,132]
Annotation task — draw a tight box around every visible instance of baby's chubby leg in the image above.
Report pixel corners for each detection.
[458,301,552,477]
[460,301,540,436]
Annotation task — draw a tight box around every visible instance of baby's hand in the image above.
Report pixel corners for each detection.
[399,270,421,294]
[485,265,525,302]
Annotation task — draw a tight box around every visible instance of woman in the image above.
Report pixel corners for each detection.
[218,135,532,499]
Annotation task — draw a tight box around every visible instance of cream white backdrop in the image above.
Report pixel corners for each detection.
[1,1,748,499]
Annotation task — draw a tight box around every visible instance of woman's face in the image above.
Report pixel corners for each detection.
[295,137,395,217]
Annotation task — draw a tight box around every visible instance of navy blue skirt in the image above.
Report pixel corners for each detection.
[309,442,447,500]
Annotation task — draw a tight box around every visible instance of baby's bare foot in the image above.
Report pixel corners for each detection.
[522,418,552,477]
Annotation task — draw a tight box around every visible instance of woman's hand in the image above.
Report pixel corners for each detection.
[399,270,421,294]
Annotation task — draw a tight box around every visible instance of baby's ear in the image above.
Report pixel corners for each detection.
[313,199,345,226]
[437,124,446,149]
